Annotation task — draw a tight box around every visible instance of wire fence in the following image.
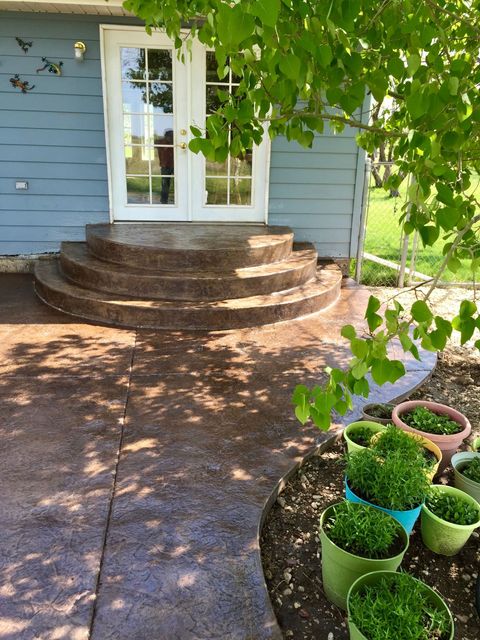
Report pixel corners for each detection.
[355,162,477,288]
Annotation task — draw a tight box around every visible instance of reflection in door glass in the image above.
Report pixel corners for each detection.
[151,143,175,176]
[127,177,150,204]
[205,178,228,205]
[152,176,175,204]
[122,46,175,205]
[122,48,145,79]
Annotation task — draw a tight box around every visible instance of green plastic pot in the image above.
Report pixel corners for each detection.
[343,421,387,455]
[452,452,480,504]
[346,571,454,640]
[421,484,480,556]
[319,503,408,610]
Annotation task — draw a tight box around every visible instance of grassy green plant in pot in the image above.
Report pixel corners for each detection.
[370,425,442,481]
[452,452,480,504]
[392,400,471,472]
[421,484,480,556]
[319,501,408,610]
[343,421,387,455]
[345,448,431,534]
[347,571,454,640]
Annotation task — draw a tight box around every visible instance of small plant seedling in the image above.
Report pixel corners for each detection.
[426,490,479,526]
[345,448,430,511]
[348,425,375,447]
[349,573,452,640]
[461,458,480,484]
[323,501,403,559]
[402,407,462,436]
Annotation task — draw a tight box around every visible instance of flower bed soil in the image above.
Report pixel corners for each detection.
[261,345,480,640]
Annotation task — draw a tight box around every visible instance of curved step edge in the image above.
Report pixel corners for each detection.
[86,225,294,271]
[60,242,319,301]
[34,261,342,331]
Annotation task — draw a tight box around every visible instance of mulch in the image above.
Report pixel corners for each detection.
[260,345,480,640]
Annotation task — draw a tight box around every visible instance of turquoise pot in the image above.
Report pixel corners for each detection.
[345,479,422,535]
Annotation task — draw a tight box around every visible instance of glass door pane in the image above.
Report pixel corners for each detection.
[204,51,253,207]
[121,46,176,206]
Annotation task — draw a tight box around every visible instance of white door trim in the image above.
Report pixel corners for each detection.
[100,25,271,223]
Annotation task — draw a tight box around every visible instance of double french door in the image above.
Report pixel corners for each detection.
[101,26,269,222]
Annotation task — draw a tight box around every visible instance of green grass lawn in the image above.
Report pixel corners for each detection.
[362,179,476,285]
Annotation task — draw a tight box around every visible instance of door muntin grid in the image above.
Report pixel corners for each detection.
[121,46,176,206]
[204,51,254,207]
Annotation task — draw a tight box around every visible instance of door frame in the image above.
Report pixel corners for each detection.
[100,24,271,223]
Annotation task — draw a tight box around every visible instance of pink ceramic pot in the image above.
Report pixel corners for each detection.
[392,400,471,472]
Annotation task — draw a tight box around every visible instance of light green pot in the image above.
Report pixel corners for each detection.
[346,571,454,640]
[343,421,387,455]
[452,452,480,504]
[319,503,408,610]
[421,484,480,556]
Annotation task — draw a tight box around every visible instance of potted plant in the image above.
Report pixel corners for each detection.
[345,448,431,534]
[452,452,480,503]
[421,484,480,556]
[361,403,395,425]
[347,571,454,640]
[392,400,471,471]
[319,501,408,610]
[370,425,442,481]
[343,421,387,455]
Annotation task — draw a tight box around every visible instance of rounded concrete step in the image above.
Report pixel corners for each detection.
[60,242,318,301]
[86,224,294,271]
[34,260,342,330]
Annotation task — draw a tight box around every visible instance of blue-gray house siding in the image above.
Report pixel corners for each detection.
[0,11,366,258]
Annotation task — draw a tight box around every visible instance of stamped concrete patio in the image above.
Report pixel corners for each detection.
[0,274,435,640]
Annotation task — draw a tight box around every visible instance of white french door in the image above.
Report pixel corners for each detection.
[101,26,269,222]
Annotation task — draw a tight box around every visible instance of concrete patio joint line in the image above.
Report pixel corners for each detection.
[87,330,138,639]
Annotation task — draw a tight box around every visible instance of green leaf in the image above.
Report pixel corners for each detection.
[399,332,413,352]
[448,76,459,96]
[365,296,382,332]
[429,329,447,350]
[217,4,255,48]
[352,361,368,380]
[317,44,333,67]
[292,384,309,404]
[436,183,455,205]
[419,225,440,247]
[295,403,310,425]
[334,399,348,415]
[341,324,356,340]
[371,358,406,385]
[353,377,370,397]
[250,0,280,27]
[459,300,477,318]
[407,54,421,75]
[279,54,301,80]
[387,56,404,79]
[309,407,331,431]
[411,300,433,323]
[452,316,476,344]
[351,338,368,359]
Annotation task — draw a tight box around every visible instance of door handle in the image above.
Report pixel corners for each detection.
[178,142,187,150]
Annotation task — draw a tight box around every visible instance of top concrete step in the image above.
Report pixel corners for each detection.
[86,224,294,271]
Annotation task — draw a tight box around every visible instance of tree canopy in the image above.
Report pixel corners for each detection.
[125,0,480,428]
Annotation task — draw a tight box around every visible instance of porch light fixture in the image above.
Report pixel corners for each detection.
[74,41,87,61]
